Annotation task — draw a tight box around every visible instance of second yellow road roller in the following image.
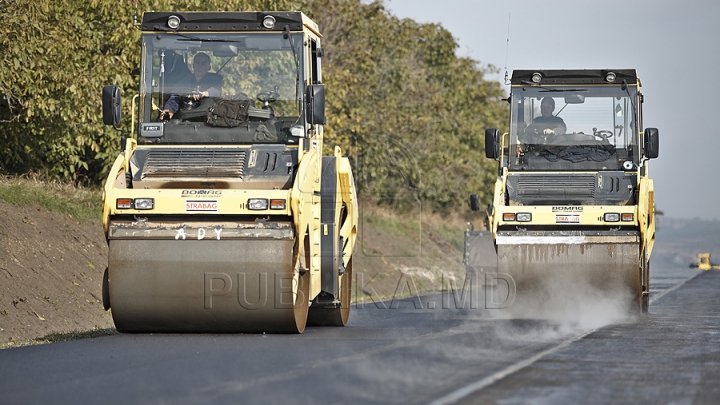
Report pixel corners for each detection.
[466,69,659,313]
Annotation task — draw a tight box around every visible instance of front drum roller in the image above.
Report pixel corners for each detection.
[496,235,642,314]
[107,238,309,333]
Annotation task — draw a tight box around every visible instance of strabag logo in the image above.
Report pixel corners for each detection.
[181,190,222,198]
[185,200,219,212]
[556,214,581,224]
[552,206,583,212]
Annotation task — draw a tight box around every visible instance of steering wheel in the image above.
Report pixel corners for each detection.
[593,129,614,140]
[256,90,280,104]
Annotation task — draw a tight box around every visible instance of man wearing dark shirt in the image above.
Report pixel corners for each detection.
[529,97,566,136]
[517,97,567,156]
[159,52,223,120]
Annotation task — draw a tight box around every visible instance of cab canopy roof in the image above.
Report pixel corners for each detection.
[511,69,638,85]
[141,11,320,35]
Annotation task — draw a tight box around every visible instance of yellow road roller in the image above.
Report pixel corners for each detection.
[466,69,659,313]
[690,253,720,271]
[100,11,357,333]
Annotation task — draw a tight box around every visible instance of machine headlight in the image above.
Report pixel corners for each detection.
[116,198,154,210]
[531,72,542,83]
[167,15,181,30]
[516,213,532,222]
[248,198,269,210]
[604,213,620,222]
[605,72,616,82]
[262,15,276,29]
[134,198,154,210]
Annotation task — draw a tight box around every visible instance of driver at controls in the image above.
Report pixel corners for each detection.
[528,97,566,137]
[517,97,566,156]
[159,52,223,120]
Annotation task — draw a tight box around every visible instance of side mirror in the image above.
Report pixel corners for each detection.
[644,127,659,159]
[305,84,326,125]
[485,128,500,159]
[470,194,480,212]
[102,86,121,126]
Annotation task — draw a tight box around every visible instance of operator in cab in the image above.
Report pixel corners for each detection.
[527,97,566,138]
[517,97,566,156]
[158,52,223,120]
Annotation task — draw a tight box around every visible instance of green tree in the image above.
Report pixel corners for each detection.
[0,1,137,180]
[0,0,298,182]
[0,0,507,212]
[306,0,507,212]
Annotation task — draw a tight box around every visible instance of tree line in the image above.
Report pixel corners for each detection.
[0,0,507,213]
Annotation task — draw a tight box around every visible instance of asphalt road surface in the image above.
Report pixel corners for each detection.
[1,264,717,405]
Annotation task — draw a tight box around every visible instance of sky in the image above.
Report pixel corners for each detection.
[383,0,720,221]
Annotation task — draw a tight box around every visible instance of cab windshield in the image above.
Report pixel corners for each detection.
[509,85,640,171]
[138,32,305,145]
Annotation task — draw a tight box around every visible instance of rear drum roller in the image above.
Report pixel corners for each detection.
[102,267,110,311]
[306,156,352,327]
[291,264,311,333]
[306,258,353,326]
[641,257,650,314]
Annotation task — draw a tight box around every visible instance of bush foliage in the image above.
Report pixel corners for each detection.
[0,0,506,212]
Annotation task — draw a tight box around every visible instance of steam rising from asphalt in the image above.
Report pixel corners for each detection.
[487,268,635,339]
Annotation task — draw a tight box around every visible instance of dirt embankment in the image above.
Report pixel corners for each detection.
[0,199,472,349]
[0,201,112,348]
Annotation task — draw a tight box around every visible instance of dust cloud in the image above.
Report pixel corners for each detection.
[485,269,637,341]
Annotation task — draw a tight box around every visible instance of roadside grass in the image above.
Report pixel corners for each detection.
[359,204,480,253]
[0,174,101,222]
[354,205,478,302]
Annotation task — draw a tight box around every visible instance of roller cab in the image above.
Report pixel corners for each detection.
[466,70,658,314]
[100,12,357,333]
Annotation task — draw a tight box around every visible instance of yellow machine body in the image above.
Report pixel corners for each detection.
[693,253,720,271]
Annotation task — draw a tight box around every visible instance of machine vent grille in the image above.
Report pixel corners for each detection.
[516,175,595,199]
[142,150,246,179]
